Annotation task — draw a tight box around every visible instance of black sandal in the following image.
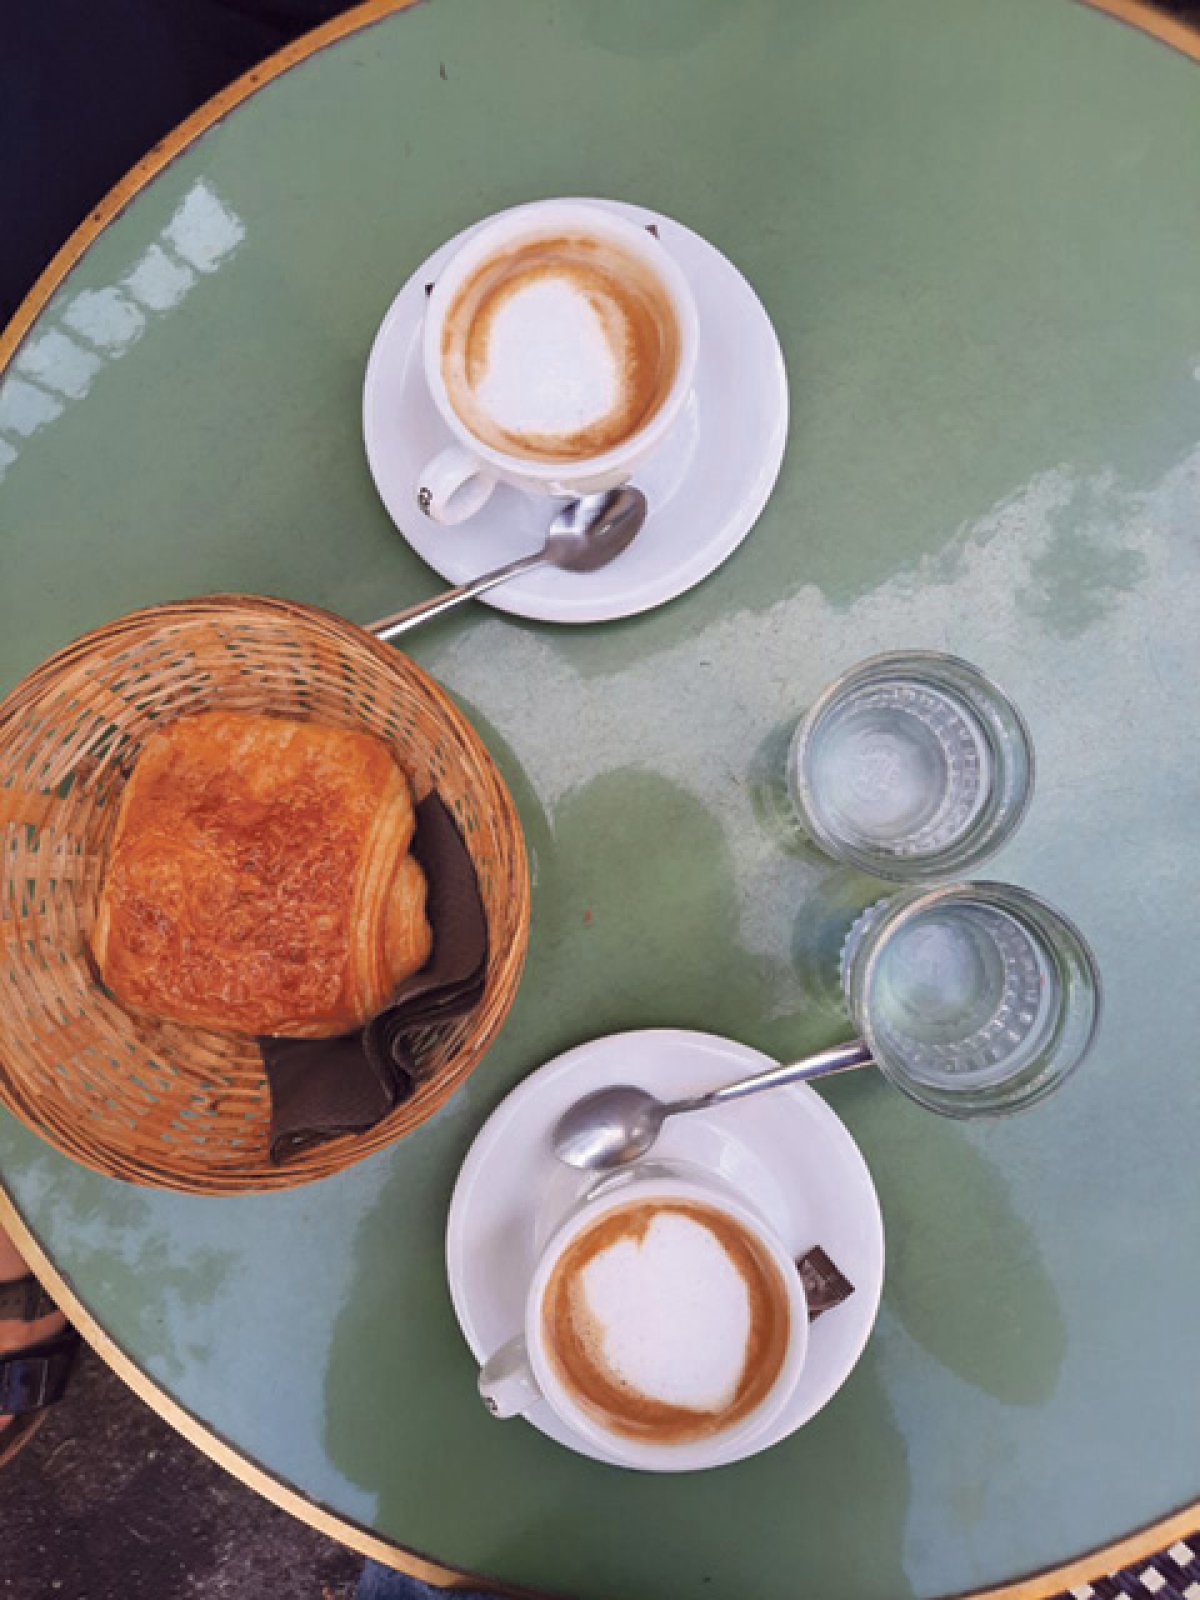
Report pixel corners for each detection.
[0,1273,79,1467]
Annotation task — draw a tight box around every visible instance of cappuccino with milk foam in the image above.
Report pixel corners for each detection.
[541,1199,792,1446]
[439,231,682,465]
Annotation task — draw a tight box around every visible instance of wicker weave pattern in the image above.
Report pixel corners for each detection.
[0,596,529,1194]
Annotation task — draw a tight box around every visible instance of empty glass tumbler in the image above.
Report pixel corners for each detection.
[841,881,1101,1117]
[788,651,1034,881]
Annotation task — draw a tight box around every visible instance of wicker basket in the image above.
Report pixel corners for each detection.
[0,596,530,1194]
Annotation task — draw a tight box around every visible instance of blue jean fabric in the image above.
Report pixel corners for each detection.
[355,1561,501,1600]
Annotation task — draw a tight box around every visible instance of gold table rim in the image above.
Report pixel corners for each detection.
[1,0,1196,1592]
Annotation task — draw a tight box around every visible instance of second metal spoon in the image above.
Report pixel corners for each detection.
[371,486,647,641]
[552,1039,875,1171]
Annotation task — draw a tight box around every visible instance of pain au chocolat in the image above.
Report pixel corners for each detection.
[91,712,432,1037]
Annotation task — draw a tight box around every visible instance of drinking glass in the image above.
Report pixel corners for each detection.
[840,882,1101,1117]
[788,651,1034,881]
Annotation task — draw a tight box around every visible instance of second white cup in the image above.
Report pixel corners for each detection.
[477,1163,809,1472]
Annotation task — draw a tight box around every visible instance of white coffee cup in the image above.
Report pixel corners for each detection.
[418,199,699,525]
[476,1163,809,1472]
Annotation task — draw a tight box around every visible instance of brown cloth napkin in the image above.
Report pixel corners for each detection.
[260,793,488,1163]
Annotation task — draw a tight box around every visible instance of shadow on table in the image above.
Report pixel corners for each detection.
[318,771,914,1599]
[827,1065,1070,1409]
[318,766,1066,1595]
[319,1136,916,1600]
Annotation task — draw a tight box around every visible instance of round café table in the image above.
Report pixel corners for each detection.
[2,2,1198,1595]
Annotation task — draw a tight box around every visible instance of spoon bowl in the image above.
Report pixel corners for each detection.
[552,1038,874,1172]
[552,1085,667,1171]
[542,488,647,572]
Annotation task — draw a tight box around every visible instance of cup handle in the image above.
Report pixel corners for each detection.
[416,444,496,525]
[478,1335,541,1419]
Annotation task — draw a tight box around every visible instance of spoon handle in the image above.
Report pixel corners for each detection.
[673,1039,874,1115]
[370,551,546,641]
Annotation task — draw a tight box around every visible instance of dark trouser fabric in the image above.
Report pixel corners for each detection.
[356,1560,500,1600]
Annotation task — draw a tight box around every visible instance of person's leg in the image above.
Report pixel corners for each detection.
[0,1219,75,1462]
[355,1561,502,1600]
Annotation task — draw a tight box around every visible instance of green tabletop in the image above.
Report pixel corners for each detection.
[2,2,1199,1595]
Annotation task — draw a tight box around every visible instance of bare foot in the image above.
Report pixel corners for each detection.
[0,1222,67,1439]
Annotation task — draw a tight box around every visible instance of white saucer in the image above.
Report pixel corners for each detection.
[445,1029,884,1471]
[362,201,789,624]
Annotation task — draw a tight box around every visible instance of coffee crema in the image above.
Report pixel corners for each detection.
[439,231,681,464]
[541,1199,791,1446]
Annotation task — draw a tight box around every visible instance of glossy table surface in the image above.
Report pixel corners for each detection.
[2,2,1199,1596]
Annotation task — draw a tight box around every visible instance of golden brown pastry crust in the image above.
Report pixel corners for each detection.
[91,712,432,1037]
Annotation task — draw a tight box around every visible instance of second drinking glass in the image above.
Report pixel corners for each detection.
[841,881,1101,1117]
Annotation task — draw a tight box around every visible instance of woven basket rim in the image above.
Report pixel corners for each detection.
[0,594,531,1194]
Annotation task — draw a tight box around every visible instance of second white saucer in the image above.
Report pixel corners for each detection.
[362,200,789,625]
[446,1029,884,1471]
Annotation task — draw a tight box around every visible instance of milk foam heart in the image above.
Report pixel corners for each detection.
[577,1212,752,1411]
